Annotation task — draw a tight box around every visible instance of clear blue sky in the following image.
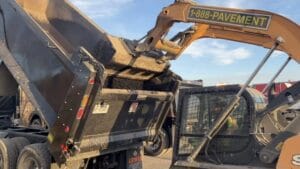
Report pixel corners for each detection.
[70,0,300,86]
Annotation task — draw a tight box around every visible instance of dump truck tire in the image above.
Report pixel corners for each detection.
[0,138,18,169]
[11,137,30,154]
[17,143,51,169]
[144,128,169,156]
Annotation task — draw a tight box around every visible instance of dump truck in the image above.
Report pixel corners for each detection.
[0,0,179,168]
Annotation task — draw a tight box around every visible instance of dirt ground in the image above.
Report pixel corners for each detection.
[143,150,172,169]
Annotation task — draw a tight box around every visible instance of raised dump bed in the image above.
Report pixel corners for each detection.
[0,0,177,166]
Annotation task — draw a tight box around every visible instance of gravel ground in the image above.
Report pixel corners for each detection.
[143,150,172,169]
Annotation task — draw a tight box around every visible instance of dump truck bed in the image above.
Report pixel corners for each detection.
[0,0,175,164]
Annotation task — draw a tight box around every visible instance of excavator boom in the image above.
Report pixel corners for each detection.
[137,0,300,63]
[135,1,300,168]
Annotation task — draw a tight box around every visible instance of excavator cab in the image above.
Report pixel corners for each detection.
[172,83,299,169]
[172,85,268,168]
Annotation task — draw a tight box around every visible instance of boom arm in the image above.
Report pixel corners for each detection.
[136,0,300,63]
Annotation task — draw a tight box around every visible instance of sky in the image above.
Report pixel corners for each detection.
[69,0,300,86]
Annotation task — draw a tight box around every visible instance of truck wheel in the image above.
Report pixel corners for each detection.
[0,138,18,169]
[11,137,30,154]
[144,128,169,156]
[17,143,51,169]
